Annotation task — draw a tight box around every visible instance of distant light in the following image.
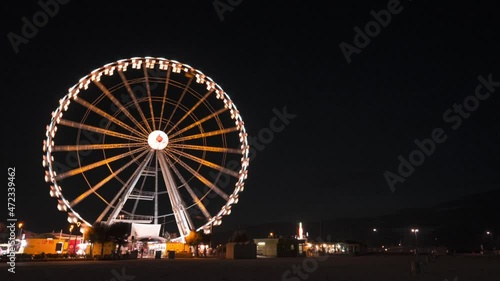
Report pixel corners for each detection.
[373,228,377,232]
[298,222,304,239]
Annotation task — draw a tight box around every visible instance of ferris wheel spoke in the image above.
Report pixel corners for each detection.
[52,142,146,152]
[169,127,239,143]
[74,97,148,138]
[93,80,150,135]
[163,153,212,221]
[162,75,194,132]
[143,65,156,131]
[118,70,152,133]
[168,148,239,178]
[165,151,229,201]
[168,107,228,139]
[69,148,151,208]
[168,143,241,154]
[157,67,172,130]
[58,119,145,143]
[166,89,214,136]
[55,146,148,181]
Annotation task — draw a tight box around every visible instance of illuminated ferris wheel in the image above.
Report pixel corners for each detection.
[42,57,250,239]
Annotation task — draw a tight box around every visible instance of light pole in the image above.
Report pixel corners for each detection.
[68,225,74,255]
[411,228,419,262]
[18,222,23,239]
[486,231,495,253]
[372,228,378,251]
[17,223,24,253]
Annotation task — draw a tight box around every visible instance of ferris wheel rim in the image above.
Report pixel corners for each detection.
[42,57,250,233]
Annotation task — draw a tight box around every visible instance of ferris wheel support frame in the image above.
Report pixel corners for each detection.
[105,149,155,225]
[157,150,194,238]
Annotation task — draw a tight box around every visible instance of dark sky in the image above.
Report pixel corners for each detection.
[2,0,499,235]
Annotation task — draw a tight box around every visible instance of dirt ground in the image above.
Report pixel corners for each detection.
[1,254,499,281]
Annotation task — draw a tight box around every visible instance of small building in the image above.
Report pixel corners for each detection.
[254,238,307,257]
[255,238,279,256]
[254,237,364,257]
[166,241,189,253]
[224,242,257,259]
[305,241,364,256]
[21,231,85,255]
[23,236,115,256]
[23,238,67,255]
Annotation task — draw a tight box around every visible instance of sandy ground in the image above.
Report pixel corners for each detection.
[1,254,499,281]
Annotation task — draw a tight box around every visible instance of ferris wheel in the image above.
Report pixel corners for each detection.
[42,57,250,239]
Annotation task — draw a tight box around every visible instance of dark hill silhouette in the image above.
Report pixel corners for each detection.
[212,189,499,252]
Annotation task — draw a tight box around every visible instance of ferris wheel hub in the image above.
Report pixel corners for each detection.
[148,130,169,150]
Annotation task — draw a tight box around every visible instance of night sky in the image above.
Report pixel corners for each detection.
[2,0,499,236]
